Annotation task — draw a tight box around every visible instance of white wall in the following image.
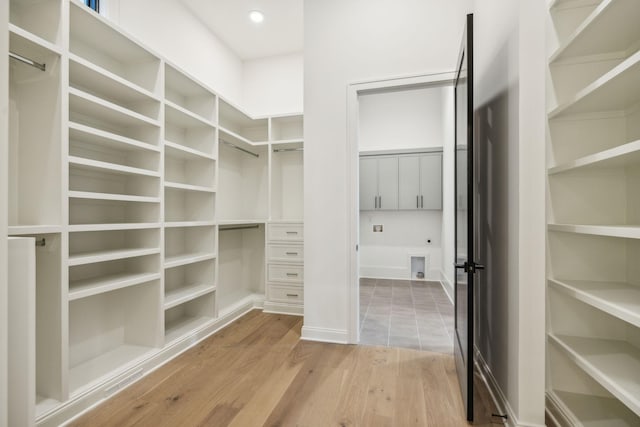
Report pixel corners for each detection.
[0,1,8,425]
[358,86,446,151]
[303,0,469,341]
[359,211,442,280]
[440,85,455,298]
[112,0,244,105]
[358,86,449,281]
[243,53,303,117]
[473,0,546,425]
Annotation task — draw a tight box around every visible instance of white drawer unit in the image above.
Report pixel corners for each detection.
[267,285,304,304]
[265,222,304,315]
[267,223,303,242]
[267,244,304,263]
[268,264,304,284]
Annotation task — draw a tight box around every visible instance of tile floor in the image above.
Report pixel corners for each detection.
[359,278,454,353]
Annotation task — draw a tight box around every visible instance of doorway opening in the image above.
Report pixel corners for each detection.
[347,73,457,353]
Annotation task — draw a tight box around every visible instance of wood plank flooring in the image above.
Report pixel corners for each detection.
[70,310,489,427]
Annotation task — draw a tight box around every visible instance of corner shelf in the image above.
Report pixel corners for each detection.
[164,253,216,270]
[549,334,640,416]
[548,279,640,328]
[550,0,640,63]
[69,272,161,301]
[164,284,216,310]
[165,140,215,161]
[548,224,640,239]
[165,101,215,129]
[548,140,640,174]
[548,50,640,119]
[164,182,215,193]
[68,248,160,267]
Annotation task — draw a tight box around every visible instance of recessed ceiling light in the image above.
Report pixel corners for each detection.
[249,10,264,23]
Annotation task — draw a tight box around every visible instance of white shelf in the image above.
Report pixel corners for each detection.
[549,278,640,328]
[549,50,640,119]
[550,0,640,63]
[8,23,62,56]
[164,252,216,269]
[549,334,640,416]
[164,315,213,344]
[69,155,160,178]
[548,224,640,239]
[68,191,160,204]
[8,225,62,235]
[69,344,155,396]
[69,122,160,153]
[164,181,215,193]
[549,390,639,427]
[164,221,216,228]
[165,140,215,161]
[69,223,161,233]
[69,248,161,267]
[164,284,216,310]
[69,88,161,128]
[69,53,160,105]
[69,272,161,301]
[219,126,257,147]
[272,139,304,147]
[548,140,640,174]
[165,101,215,129]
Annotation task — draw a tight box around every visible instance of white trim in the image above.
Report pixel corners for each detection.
[346,72,456,344]
[300,326,349,344]
[263,302,303,316]
[438,271,454,304]
[474,348,546,427]
[37,304,261,427]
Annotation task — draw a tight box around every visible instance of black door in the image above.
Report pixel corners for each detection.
[454,13,480,422]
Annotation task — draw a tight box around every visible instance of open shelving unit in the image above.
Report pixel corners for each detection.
[4,1,303,424]
[546,0,640,424]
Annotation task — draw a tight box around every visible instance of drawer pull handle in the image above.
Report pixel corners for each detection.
[285,252,298,255]
[286,273,299,277]
[286,231,298,235]
[286,293,299,297]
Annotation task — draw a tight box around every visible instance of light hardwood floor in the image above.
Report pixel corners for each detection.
[70,310,494,426]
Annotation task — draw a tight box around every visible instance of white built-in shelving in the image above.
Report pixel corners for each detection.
[546,0,640,424]
[4,1,303,424]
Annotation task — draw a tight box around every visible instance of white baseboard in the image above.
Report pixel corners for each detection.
[545,391,574,427]
[301,326,348,344]
[40,299,262,427]
[474,347,545,427]
[438,270,454,304]
[263,302,303,316]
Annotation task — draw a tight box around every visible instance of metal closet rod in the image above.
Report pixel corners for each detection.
[273,147,303,153]
[219,224,260,231]
[9,51,46,72]
[220,139,259,158]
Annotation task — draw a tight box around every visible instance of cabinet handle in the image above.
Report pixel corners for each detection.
[286,293,299,297]
[285,252,298,255]
[374,196,378,209]
[379,196,382,209]
[417,195,419,208]
[421,195,424,208]
[286,272,299,277]
[286,231,298,235]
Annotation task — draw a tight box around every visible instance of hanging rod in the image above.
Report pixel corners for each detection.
[220,139,259,158]
[273,147,303,153]
[219,224,260,231]
[9,51,46,72]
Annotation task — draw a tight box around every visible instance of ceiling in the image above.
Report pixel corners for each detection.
[181,0,303,60]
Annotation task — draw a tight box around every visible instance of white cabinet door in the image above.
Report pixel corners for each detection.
[398,156,420,210]
[359,158,378,210]
[377,157,398,210]
[420,153,442,210]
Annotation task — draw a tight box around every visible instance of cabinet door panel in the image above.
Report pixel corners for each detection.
[398,156,420,210]
[359,158,377,210]
[377,157,398,210]
[420,154,442,209]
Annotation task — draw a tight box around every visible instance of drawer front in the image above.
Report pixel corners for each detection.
[268,264,304,283]
[268,223,303,242]
[267,244,304,263]
[268,285,304,304]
